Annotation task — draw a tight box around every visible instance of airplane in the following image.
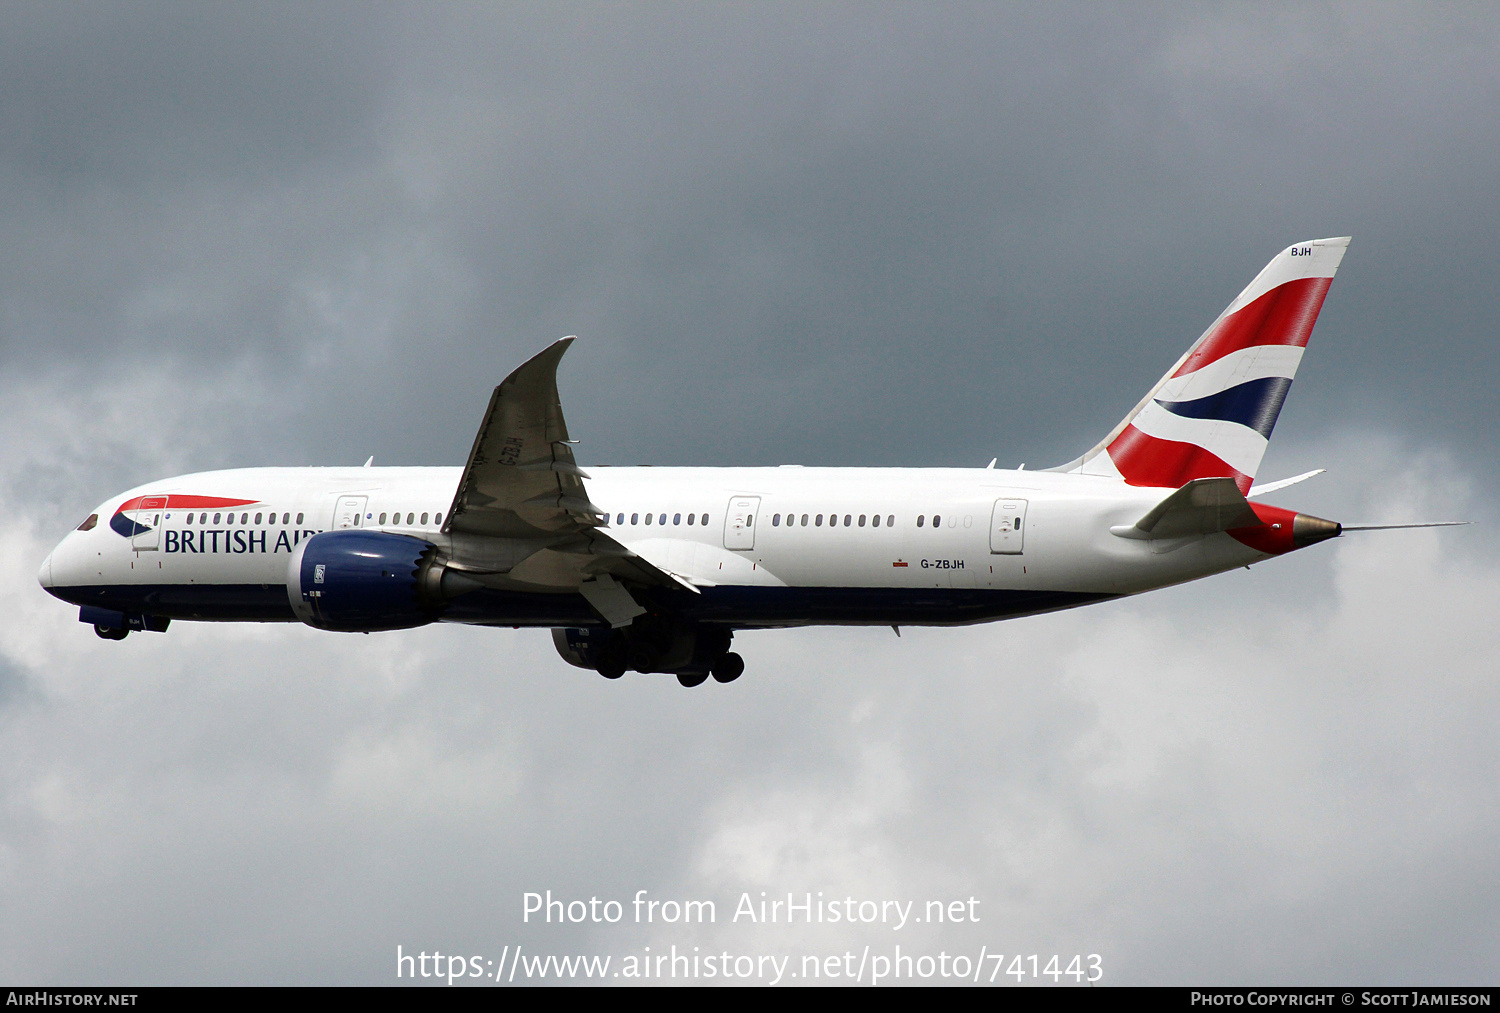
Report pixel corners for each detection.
[36,236,1459,686]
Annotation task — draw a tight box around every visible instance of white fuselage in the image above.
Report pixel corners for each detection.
[41,464,1274,629]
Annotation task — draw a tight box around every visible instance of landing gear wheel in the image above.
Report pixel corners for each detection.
[676,670,710,688]
[94,624,128,641]
[596,659,626,680]
[711,652,744,684]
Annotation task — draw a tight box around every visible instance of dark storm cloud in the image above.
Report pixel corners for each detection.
[0,2,393,184]
[4,4,1497,476]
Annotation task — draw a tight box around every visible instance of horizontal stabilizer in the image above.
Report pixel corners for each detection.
[1112,477,1261,540]
[1248,469,1325,498]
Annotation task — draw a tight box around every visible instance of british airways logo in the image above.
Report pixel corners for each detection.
[112,494,323,554]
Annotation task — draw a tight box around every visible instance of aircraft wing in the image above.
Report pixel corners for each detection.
[444,337,606,538]
[441,339,692,619]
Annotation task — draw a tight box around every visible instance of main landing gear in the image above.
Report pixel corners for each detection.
[552,623,745,686]
[675,653,744,688]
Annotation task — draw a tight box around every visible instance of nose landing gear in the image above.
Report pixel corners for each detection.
[94,624,129,641]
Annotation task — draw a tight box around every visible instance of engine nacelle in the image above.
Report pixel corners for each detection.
[552,626,612,669]
[287,530,474,632]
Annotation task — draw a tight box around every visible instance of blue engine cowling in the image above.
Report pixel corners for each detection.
[287,530,443,632]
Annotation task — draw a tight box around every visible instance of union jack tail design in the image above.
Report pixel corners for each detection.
[1059,237,1350,492]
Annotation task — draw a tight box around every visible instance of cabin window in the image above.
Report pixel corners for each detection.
[616,513,624,525]
[772,513,781,526]
[917,515,925,527]
[871,514,880,527]
[406,512,414,525]
[843,514,851,526]
[255,513,263,524]
[379,512,387,525]
[687,513,695,525]
[645,513,653,525]
[815,514,823,527]
[185,513,194,525]
[631,513,639,525]
[282,513,290,524]
[932,514,941,528]
[296,513,304,525]
[77,514,98,531]
[673,513,681,525]
[225,513,234,525]
[859,514,866,527]
[421,512,429,525]
[800,514,808,526]
[435,512,442,525]
[700,514,708,525]
[658,513,666,525]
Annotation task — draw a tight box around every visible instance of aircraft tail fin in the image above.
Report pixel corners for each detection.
[1053,237,1350,492]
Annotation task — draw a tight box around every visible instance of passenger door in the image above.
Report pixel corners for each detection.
[132,496,167,551]
[989,498,1028,554]
[335,496,368,529]
[723,496,760,550]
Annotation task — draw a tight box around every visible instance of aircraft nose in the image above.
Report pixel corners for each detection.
[38,550,54,589]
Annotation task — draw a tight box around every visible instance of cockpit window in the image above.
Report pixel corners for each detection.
[77,514,97,531]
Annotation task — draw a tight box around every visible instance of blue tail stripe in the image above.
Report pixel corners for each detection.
[1154,376,1293,439]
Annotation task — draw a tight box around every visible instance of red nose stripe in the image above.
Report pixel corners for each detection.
[114,495,259,515]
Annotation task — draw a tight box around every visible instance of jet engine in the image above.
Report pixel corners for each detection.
[287,530,479,632]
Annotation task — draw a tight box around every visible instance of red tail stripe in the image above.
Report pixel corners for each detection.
[1106,425,1251,492]
[1171,276,1333,378]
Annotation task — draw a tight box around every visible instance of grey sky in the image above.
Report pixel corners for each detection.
[1,2,1496,985]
